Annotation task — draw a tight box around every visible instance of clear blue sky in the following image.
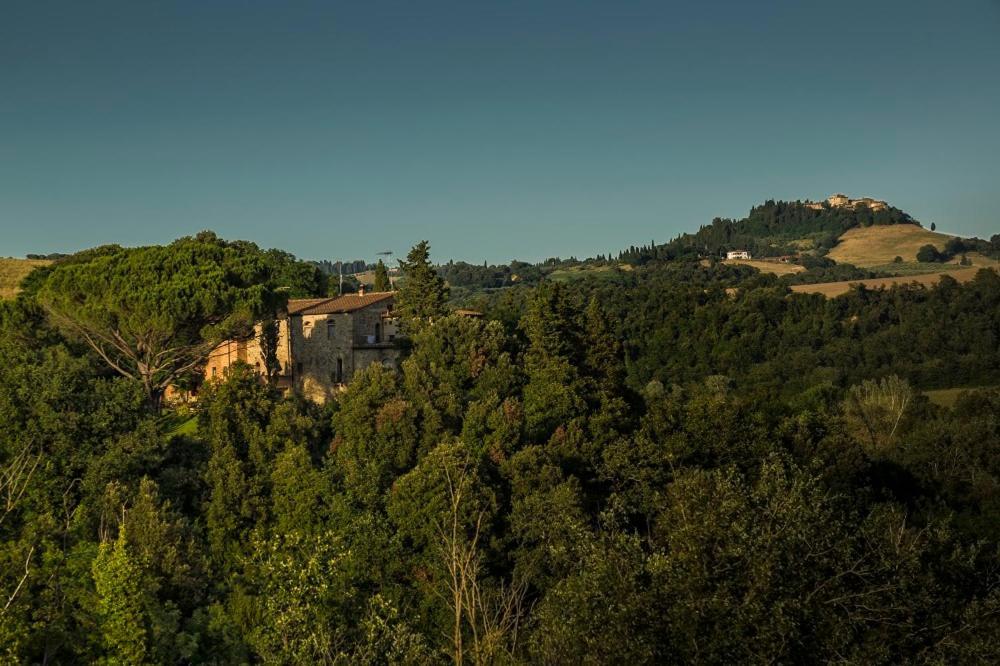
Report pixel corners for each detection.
[3,1,999,264]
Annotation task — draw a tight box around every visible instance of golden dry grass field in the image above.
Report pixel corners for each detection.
[0,258,50,299]
[722,259,805,276]
[828,225,956,267]
[789,266,993,298]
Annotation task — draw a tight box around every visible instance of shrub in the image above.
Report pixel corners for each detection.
[916,244,941,263]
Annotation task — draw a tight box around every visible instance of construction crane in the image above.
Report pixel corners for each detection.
[375,251,395,289]
[376,251,394,273]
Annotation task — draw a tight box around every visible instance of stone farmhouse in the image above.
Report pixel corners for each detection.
[726,250,752,260]
[205,288,399,403]
[804,193,888,212]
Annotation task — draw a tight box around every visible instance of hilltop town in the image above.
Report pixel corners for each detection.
[804,193,889,211]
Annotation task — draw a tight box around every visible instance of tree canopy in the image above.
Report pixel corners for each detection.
[36,232,284,408]
[396,241,449,325]
[3,231,1000,663]
[373,259,391,292]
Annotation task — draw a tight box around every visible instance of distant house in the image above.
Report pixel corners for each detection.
[726,250,752,260]
[804,193,888,212]
[204,287,399,403]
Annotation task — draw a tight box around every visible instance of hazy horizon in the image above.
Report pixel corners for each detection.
[4,1,999,264]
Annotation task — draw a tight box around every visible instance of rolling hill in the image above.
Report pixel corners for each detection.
[828,224,957,267]
[652,197,917,261]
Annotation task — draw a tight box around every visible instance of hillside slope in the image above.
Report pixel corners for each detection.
[789,266,995,298]
[828,225,957,267]
[624,197,918,264]
[723,258,805,276]
[0,258,50,299]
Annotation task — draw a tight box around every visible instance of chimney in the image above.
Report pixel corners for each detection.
[358,284,366,296]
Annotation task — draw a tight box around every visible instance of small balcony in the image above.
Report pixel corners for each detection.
[353,334,397,349]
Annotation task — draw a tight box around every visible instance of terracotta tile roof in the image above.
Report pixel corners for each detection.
[286,298,332,315]
[287,292,394,316]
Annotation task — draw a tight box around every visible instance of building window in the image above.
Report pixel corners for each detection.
[336,358,343,383]
[327,319,335,339]
[296,362,303,375]
[211,366,217,377]
[375,322,381,343]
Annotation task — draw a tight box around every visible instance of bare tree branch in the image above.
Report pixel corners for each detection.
[1,545,35,615]
[435,457,528,665]
[0,443,42,527]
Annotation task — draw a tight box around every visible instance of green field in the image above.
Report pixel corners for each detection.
[866,261,966,277]
[162,411,199,437]
[924,386,997,408]
[547,263,633,283]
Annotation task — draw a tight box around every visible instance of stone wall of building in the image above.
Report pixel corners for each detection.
[352,347,400,374]
[287,302,400,403]
[205,324,270,381]
[201,295,400,404]
[804,194,888,211]
[289,312,351,402]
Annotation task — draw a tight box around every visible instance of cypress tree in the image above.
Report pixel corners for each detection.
[396,241,448,325]
[373,259,391,292]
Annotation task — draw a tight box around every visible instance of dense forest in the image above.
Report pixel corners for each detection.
[2,232,999,664]
[575,262,1000,395]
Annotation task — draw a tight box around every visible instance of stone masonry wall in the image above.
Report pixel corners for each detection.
[203,299,400,404]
